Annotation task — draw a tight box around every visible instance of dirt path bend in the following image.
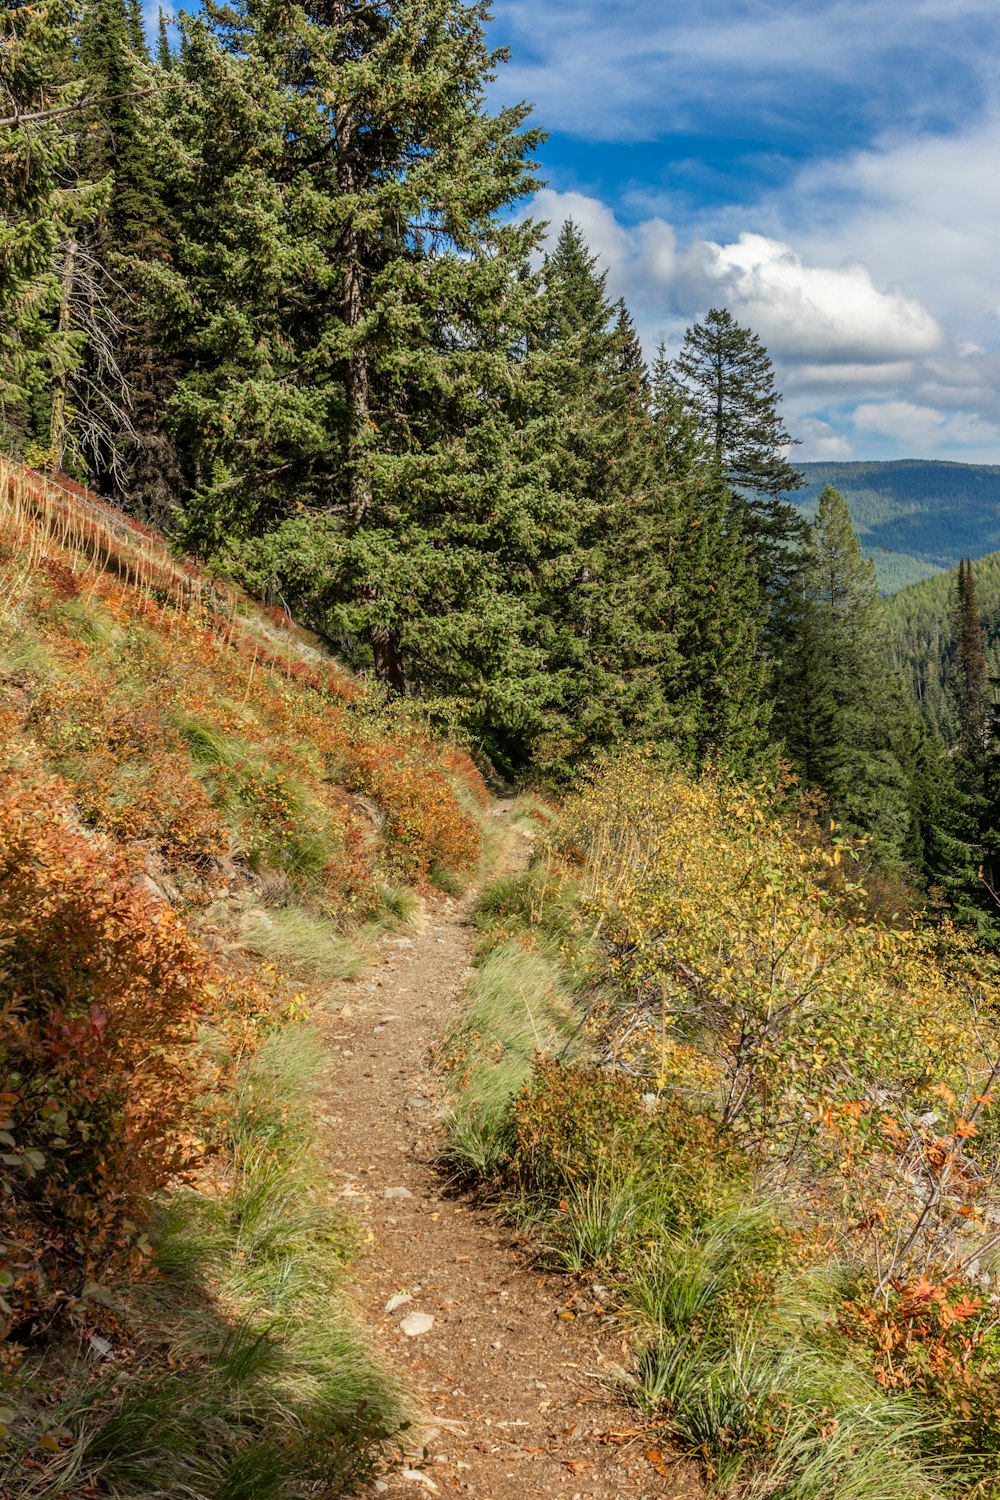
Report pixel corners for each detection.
[320,812,702,1500]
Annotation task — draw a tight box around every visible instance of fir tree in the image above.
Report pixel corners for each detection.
[952,558,989,770]
[67,0,182,513]
[156,0,548,730]
[670,307,806,594]
[0,0,107,462]
[155,11,173,69]
[650,343,709,480]
[773,486,915,864]
[523,223,765,776]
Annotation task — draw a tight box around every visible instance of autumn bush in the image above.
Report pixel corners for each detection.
[0,463,421,1488]
[0,770,231,1339]
[442,756,1000,1494]
[0,460,485,905]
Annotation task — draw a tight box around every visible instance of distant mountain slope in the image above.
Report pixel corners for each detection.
[885,549,1000,740]
[787,460,1000,593]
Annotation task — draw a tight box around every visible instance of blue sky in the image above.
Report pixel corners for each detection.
[484,0,1000,463]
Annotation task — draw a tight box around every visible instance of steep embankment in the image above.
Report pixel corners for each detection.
[0,459,489,1494]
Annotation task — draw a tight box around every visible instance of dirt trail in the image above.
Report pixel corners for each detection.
[320,809,702,1500]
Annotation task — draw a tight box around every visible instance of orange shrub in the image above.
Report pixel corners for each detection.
[0,771,224,1341]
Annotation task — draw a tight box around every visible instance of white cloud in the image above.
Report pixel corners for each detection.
[790,362,918,390]
[524,168,1000,460]
[692,234,944,363]
[851,400,998,449]
[494,0,1000,141]
[527,190,944,370]
[777,116,1000,349]
[796,418,854,460]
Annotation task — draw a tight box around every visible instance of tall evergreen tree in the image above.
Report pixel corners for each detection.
[154,0,550,731]
[0,1,104,459]
[650,343,709,480]
[522,223,766,776]
[773,486,916,864]
[670,307,805,595]
[952,558,989,770]
[67,0,182,512]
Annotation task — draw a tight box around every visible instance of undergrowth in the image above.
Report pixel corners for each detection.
[440,763,1000,1498]
[0,460,478,1491]
[0,1013,404,1497]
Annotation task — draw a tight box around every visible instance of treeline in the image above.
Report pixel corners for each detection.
[0,0,992,917]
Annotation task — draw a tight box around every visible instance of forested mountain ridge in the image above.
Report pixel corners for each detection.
[786,459,1000,592]
[886,547,1000,740]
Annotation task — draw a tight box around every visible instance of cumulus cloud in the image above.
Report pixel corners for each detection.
[524,186,1000,460]
[493,1,1000,460]
[526,190,944,371]
[680,234,945,364]
[796,419,855,461]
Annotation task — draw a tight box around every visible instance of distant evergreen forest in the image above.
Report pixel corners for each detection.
[789,460,1000,593]
[5,0,1000,940]
[887,550,1000,741]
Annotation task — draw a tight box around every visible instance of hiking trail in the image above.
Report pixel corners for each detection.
[319,805,702,1500]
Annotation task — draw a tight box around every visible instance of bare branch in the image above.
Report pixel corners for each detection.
[0,82,184,131]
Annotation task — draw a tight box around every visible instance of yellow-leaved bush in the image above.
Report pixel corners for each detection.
[559,754,1000,1290]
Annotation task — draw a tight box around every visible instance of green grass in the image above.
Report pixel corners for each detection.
[50,592,128,649]
[371,884,423,931]
[0,1020,404,1498]
[239,905,367,981]
[439,936,582,1182]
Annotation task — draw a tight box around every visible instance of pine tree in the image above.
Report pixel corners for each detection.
[773,486,916,864]
[0,1,104,459]
[670,307,806,594]
[155,11,173,69]
[153,0,549,731]
[521,223,766,776]
[64,0,183,513]
[650,343,709,480]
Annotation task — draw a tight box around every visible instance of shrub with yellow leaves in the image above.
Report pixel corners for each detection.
[554,754,1000,1464]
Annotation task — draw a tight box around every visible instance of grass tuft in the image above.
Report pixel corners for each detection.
[239,905,367,981]
[0,1020,404,1498]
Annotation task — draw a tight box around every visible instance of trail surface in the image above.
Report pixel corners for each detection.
[320,811,701,1500]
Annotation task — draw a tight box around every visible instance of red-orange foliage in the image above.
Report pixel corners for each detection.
[839,1277,1000,1453]
[0,771,225,1339]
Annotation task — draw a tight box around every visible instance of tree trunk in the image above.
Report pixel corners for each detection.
[371,623,406,694]
[48,236,77,472]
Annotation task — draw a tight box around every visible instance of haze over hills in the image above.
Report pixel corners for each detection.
[787,460,1000,594]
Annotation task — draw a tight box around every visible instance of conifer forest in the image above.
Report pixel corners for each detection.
[5,4,1000,1498]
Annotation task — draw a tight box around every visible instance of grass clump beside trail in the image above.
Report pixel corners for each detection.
[441,762,1000,1498]
[1,1008,405,1498]
[239,904,368,981]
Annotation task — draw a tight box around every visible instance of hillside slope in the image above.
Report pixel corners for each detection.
[0,458,488,1493]
[788,459,1000,592]
[885,548,1000,739]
